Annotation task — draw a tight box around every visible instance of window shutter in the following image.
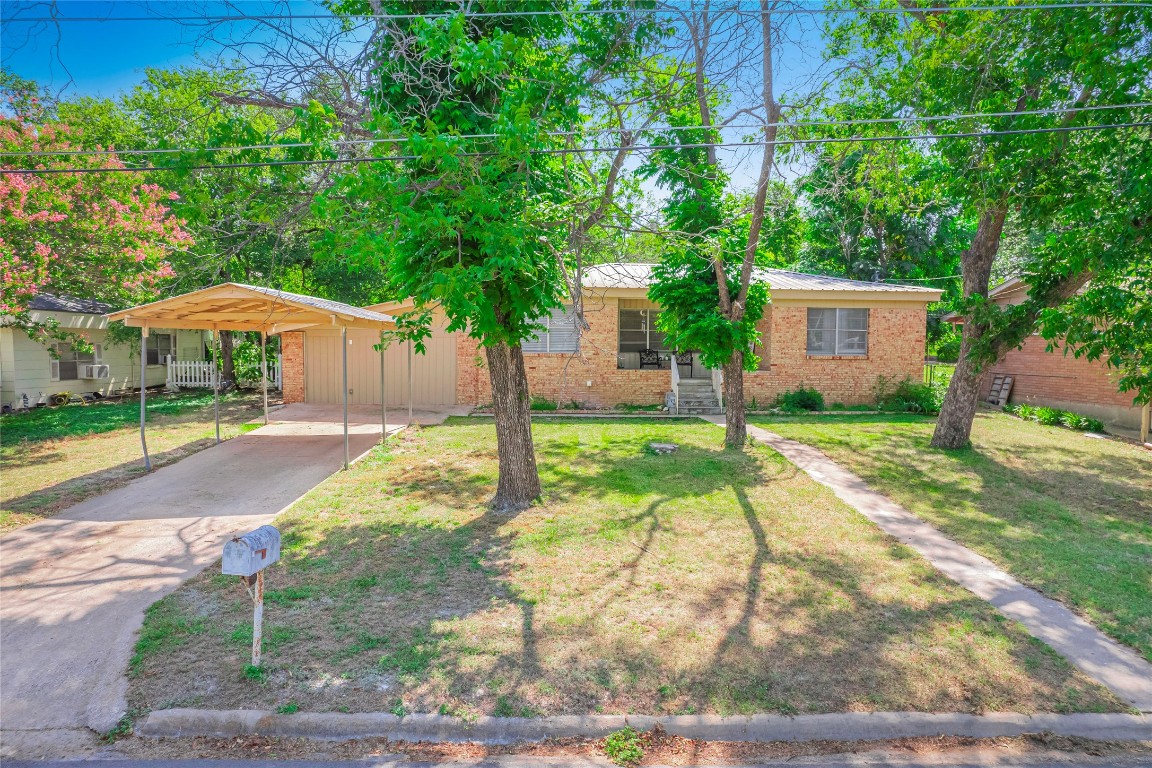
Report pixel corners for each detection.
[522,316,549,353]
[50,345,60,382]
[547,307,580,353]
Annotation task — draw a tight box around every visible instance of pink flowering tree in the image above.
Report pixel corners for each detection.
[1,115,192,345]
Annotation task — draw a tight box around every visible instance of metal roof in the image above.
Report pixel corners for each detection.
[106,283,396,333]
[580,262,943,295]
[29,294,115,315]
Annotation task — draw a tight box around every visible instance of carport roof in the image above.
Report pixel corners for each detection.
[106,283,396,333]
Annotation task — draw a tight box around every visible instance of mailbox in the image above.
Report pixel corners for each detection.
[222,525,281,577]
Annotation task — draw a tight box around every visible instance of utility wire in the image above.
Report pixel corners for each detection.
[5,102,1150,159]
[5,1,1152,22]
[4,120,1149,176]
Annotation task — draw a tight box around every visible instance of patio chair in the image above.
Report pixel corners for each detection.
[675,350,694,377]
[638,349,662,369]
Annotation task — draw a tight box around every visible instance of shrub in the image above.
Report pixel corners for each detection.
[529,396,558,411]
[1003,403,1106,433]
[874,377,944,415]
[603,726,645,767]
[774,386,824,412]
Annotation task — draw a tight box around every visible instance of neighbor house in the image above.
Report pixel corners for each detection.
[0,295,208,410]
[959,276,1145,431]
[278,263,941,413]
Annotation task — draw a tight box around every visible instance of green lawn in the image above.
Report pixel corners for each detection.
[0,390,230,446]
[127,417,1120,718]
[749,412,1152,662]
[1,391,267,530]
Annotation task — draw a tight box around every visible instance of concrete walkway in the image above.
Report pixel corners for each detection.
[0,404,465,746]
[706,418,1152,713]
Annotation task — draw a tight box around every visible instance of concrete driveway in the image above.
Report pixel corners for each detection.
[0,404,467,753]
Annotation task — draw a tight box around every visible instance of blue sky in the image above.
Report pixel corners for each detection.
[2,1,328,98]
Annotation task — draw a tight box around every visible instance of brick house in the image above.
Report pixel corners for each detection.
[967,276,1145,431]
[280,263,941,412]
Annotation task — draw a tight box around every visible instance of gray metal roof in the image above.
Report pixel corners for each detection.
[29,294,116,314]
[580,262,942,295]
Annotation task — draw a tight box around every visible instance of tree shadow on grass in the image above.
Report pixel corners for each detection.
[751,412,1151,661]
[126,417,1123,718]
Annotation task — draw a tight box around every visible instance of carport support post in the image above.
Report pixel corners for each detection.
[342,326,349,470]
[261,330,269,425]
[213,327,221,444]
[139,326,152,471]
[407,340,413,426]
[380,331,387,444]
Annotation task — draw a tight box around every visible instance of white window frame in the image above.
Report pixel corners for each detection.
[523,306,580,354]
[146,333,174,366]
[618,308,669,354]
[50,342,103,382]
[806,308,869,357]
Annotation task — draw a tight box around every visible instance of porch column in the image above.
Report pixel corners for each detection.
[139,325,152,471]
[213,326,221,444]
[342,326,349,471]
[407,339,413,426]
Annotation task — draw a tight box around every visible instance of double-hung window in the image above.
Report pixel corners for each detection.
[806,308,869,356]
[50,343,102,381]
[523,306,580,353]
[146,333,174,365]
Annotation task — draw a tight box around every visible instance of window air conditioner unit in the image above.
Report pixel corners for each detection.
[79,364,110,380]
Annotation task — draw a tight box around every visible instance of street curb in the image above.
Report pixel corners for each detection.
[137,710,1152,744]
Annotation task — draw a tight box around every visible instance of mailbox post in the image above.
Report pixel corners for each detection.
[222,525,281,667]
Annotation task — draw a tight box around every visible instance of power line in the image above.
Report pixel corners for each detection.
[5,102,1150,159]
[5,1,1151,23]
[4,120,1148,176]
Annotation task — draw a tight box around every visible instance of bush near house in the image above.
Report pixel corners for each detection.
[773,386,825,412]
[1003,403,1105,432]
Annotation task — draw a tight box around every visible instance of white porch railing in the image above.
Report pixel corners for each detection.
[167,360,215,388]
[711,366,724,412]
[167,357,281,389]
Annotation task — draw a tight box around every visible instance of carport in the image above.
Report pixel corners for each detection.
[107,283,397,472]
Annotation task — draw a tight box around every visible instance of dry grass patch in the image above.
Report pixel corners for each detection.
[750,411,1152,661]
[128,417,1122,717]
[1,392,268,531]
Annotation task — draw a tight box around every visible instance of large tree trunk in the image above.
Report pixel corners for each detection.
[220,330,237,390]
[485,342,541,512]
[930,205,1008,448]
[722,353,746,449]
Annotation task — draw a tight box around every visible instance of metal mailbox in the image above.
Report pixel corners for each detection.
[222,525,281,577]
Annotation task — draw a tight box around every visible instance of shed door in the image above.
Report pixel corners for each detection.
[303,328,457,406]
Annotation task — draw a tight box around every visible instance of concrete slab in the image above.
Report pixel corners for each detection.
[0,405,461,749]
[707,418,1152,713]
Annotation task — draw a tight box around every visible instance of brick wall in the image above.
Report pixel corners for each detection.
[281,331,305,403]
[745,305,928,406]
[455,298,930,408]
[979,335,1142,427]
[456,297,668,408]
